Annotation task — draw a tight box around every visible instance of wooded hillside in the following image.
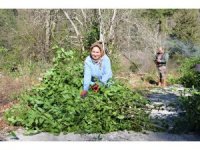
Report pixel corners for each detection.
[1,9,200,75]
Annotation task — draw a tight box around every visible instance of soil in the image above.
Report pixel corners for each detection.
[0,99,18,141]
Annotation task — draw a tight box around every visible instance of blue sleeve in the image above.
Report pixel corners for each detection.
[101,57,112,84]
[83,61,91,91]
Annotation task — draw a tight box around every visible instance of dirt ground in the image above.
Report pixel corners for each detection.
[0,100,18,141]
[0,75,34,140]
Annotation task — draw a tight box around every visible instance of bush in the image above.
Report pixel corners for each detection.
[176,57,200,133]
[5,46,152,134]
[167,73,178,85]
[178,57,200,89]
[178,90,200,133]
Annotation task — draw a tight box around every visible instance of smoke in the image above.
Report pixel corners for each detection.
[162,38,200,57]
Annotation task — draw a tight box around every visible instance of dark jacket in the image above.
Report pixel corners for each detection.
[154,52,169,67]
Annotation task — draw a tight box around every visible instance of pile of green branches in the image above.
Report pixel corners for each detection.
[5,46,152,134]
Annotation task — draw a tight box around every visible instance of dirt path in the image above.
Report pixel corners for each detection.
[1,84,200,141]
[4,128,200,141]
[147,84,185,132]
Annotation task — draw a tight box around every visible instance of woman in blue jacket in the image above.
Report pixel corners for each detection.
[80,41,112,98]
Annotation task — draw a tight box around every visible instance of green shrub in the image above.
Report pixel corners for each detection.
[178,90,200,132]
[167,73,178,85]
[83,22,99,50]
[177,57,200,133]
[0,47,22,74]
[5,46,152,134]
[178,57,200,89]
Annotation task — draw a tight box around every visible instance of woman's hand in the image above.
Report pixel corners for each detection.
[80,90,88,98]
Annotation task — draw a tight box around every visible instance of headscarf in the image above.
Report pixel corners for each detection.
[90,41,105,57]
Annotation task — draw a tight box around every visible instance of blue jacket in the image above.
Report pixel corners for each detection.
[83,55,112,91]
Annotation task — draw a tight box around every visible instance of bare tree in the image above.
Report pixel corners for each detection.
[44,10,51,58]
[8,9,171,73]
[98,9,105,50]
[63,10,85,52]
[113,10,164,73]
[108,9,117,44]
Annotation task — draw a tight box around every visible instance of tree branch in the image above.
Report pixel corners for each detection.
[63,10,85,51]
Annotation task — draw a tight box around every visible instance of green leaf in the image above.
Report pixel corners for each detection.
[117,115,125,120]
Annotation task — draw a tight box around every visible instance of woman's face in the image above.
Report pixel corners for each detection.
[157,47,164,53]
[91,46,101,60]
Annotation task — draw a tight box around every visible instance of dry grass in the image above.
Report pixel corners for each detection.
[0,74,41,139]
[0,100,18,138]
[0,75,39,101]
[115,72,158,90]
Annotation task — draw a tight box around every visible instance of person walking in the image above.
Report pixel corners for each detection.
[154,47,169,87]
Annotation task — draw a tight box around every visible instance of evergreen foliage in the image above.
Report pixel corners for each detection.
[172,10,200,43]
[170,10,200,55]
[0,10,17,48]
[142,9,176,32]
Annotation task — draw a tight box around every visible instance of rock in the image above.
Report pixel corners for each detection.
[195,64,200,72]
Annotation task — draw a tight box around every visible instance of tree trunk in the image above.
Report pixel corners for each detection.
[98,9,105,50]
[50,9,59,41]
[44,9,51,61]
[108,9,117,43]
